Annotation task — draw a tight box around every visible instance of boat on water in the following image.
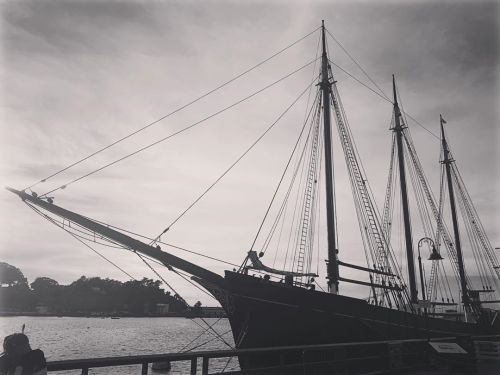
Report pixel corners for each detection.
[6,21,500,369]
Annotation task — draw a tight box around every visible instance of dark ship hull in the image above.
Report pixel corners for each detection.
[198,271,499,352]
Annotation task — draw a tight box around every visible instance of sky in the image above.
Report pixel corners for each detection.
[0,0,498,305]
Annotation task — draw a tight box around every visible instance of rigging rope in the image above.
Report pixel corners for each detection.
[39,57,320,198]
[248,87,321,254]
[134,252,234,349]
[325,28,390,102]
[261,93,320,261]
[25,157,263,352]
[71,214,239,267]
[395,81,439,140]
[454,168,499,293]
[428,167,447,300]
[179,317,224,352]
[327,58,391,103]
[452,161,500,282]
[25,203,234,316]
[150,76,319,242]
[25,197,237,307]
[26,202,215,302]
[25,27,321,191]
[292,97,322,277]
[181,329,233,353]
[326,57,440,140]
[25,202,136,280]
[135,252,185,303]
[329,77,412,308]
[28,198,228,305]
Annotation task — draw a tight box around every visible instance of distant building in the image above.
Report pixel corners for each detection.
[156,303,170,315]
[35,304,49,314]
[201,307,226,318]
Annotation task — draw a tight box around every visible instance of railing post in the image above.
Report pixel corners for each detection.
[202,356,209,375]
[141,362,148,375]
[81,368,89,375]
[302,349,307,374]
[388,342,403,371]
[279,351,285,375]
[190,357,197,375]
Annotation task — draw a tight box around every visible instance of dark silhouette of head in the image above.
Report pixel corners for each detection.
[3,333,31,357]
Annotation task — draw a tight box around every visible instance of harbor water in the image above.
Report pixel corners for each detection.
[0,316,238,374]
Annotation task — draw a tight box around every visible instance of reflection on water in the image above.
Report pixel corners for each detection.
[0,316,237,374]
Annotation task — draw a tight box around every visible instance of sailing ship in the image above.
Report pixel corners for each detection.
[7,21,500,369]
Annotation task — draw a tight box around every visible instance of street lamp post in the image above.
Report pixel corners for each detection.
[417,238,431,302]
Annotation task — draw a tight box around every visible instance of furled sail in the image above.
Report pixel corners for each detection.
[246,251,317,277]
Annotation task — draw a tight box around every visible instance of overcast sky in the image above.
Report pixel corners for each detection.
[1,0,498,305]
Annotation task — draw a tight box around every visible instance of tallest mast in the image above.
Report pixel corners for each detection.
[440,116,469,307]
[321,21,339,294]
[392,76,418,304]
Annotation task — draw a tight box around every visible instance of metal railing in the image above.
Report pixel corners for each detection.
[46,335,500,374]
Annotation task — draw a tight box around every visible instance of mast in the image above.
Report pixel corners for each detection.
[392,76,418,304]
[321,20,339,294]
[440,115,469,305]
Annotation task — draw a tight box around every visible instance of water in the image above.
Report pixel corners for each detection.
[0,316,238,374]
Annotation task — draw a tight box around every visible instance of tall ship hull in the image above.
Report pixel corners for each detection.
[200,272,497,350]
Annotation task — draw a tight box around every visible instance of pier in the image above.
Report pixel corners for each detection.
[46,335,500,374]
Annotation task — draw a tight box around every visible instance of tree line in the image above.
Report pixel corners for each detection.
[0,262,189,315]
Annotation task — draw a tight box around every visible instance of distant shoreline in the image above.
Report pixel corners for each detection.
[0,312,226,318]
